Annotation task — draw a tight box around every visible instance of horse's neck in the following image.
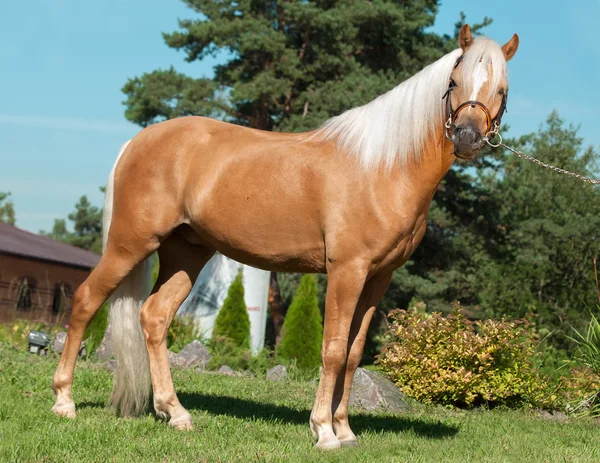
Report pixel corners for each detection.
[387,132,455,198]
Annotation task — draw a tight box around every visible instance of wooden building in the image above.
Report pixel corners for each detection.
[0,222,100,325]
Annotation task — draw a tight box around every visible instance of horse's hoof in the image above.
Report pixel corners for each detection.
[314,438,341,450]
[169,415,194,431]
[52,403,76,419]
[340,439,359,448]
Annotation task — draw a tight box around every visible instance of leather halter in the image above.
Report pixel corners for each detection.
[442,55,508,138]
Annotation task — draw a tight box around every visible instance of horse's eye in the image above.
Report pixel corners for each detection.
[498,88,505,95]
[449,79,458,89]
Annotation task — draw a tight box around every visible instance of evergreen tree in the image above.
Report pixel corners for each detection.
[212,272,251,348]
[122,1,477,132]
[121,0,490,341]
[277,274,323,371]
[0,192,16,225]
[41,193,103,254]
[477,112,600,347]
[380,112,600,353]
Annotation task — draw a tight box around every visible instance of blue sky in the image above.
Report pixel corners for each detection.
[1,0,598,233]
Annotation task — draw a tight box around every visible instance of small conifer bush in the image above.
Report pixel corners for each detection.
[277,274,323,371]
[212,272,251,348]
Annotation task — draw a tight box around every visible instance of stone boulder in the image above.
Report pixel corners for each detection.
[52,332,87,358]
[349,368,410,412]
[95,325,113,360]
[537,410,569,422]
[218,365,235,376]
[103,359,117,372]
[168,340,211,369]
[266,365,288,381]
[52,332,67,354]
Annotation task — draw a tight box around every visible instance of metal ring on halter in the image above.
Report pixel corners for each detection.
[444,116,453,141]
[485,131,502,148]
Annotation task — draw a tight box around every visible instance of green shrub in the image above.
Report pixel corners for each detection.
[377,303,554,409]
[83,303,109,357]
[277,274,323,371]
[0,320,63,350]
[556,367,600,414]
[212,272,250,348]
[207,336,276,375]
[565,307,600,415]
[167,315,204,353]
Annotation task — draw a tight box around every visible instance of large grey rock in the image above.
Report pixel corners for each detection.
[537,410,569,422]
[103,359,117,372]
[95,325,113,360]
[218,365,235,376]
[349,368,410,412]
[169,340,211,369]
[266,365,288,381]
[52,332,87,358]
[52,332,67,354]
[182,340,211,369]
[167,350,180,366]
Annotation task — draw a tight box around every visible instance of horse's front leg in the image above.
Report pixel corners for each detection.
[331,273,392,446]
[310,261,368,450]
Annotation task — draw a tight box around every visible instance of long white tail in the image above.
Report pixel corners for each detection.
[104,140,153,416]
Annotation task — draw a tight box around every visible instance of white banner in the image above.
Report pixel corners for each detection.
[178,253,270,353]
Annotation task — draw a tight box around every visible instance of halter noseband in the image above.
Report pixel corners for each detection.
[442,55,508,141]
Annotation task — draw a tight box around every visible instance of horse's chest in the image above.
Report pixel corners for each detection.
[379,216,428,271]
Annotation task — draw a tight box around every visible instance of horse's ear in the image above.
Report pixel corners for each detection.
[501,34,520,61]
[459,24,473,52]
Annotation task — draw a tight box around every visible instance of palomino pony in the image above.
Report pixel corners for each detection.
[52,25,519,449]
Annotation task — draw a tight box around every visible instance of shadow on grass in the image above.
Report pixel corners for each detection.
[179,393,459,439]
[78,401,107,410]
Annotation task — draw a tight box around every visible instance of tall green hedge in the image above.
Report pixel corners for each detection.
[277,274,323,371]
[212,272,250,348]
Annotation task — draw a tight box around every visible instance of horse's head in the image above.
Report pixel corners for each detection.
[445,24,519,160]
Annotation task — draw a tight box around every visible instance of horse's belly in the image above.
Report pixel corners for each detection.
[190,215,326,273]
[185,175,326,273]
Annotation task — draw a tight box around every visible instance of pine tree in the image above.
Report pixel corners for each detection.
[212,272,251,348]
[120,2,490,342]
[277,274,323,371]
[41,193,103,254]
[0,192,16,225]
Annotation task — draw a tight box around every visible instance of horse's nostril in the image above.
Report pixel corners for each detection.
[454,126,482,145]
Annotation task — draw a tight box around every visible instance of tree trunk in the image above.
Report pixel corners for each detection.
[268,271,286,345]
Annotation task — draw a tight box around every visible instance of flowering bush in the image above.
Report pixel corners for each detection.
[377,303,555,408]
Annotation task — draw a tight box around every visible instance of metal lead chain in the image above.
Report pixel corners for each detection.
[486,139,600,186]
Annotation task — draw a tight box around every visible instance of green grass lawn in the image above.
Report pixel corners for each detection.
[1,343,599,463]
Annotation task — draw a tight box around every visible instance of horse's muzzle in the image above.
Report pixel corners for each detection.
[450,124,485,159]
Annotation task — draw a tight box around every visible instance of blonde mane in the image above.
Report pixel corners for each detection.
[316,37,508,170]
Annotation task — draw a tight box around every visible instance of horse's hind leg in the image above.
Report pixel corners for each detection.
[52,236,158,418]
[140,231,214,430]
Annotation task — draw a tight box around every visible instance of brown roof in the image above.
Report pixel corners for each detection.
[0,222,100,269]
